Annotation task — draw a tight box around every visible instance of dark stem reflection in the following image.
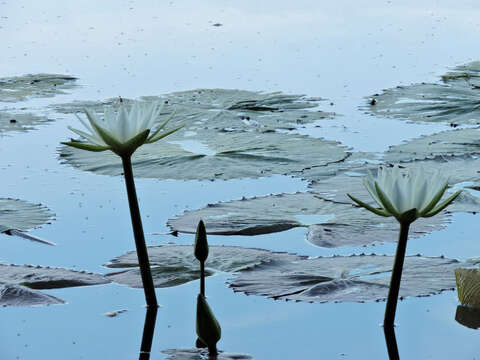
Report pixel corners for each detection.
[383,326,400,360]
[139,306,158,360]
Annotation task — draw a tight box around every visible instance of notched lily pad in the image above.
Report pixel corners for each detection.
[0,198,54,232]
[0,264,110,307]
[162,348,252,360]
[384,128,480,162]
[0,111,51,134]
[54,88,332,132]
[0,74,77,102]
[59,131,348,180]
[168,192,448,248]
[229,254,463,303]
[105,245,302,288]
[366,62,480,125]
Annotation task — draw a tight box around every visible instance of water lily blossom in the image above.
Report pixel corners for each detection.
[62,101,182,308]
[348,166,461,223]
[347,165,461,332]
[63,101,181,156]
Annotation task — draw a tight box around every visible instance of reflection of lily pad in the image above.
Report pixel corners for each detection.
[167,192,448,248]
[0,111,51,134]
[0,264,110,307]
[0,74,77,102]
[0,198,54,231]
[162,348,252,360]
[54,89,331,132]
[105,245,302,288]
[366,62,480,125]
[383,128,480,162]
[0,284,64,307]
[229,254,462,303]
[59,131,348,180]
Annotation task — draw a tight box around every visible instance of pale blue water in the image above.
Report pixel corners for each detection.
[1,1,480,359]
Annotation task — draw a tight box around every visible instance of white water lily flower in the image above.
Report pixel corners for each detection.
[348,165,461,223]
[62,101,181,157]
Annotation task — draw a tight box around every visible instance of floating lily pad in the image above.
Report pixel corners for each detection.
[0,264,110,307]
[0,111,51,134]
[168,192,448,248]
[0,198,54,232]
[366,62,480,125]
[59,131,348,180]
[0,74,77,102]
[162,348,252,360]
[54,89,331,132]
[229,254,463,303]
[105,245,302,288]
[383,128,480,162]
[455,305,480,329]
[0,284,64,307]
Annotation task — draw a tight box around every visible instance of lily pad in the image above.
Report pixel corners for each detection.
[53,89,332,132]
[0,198,54,232]
[383,128,480,162]
[105,245,303,288]
[0,74,77,102]
[366,62,480,125]
[59,131,348,180]
[167,192,448,248]
[162,348,252,360]
[229,254,463,303]
[0,264,110,307]
[0,111,51,134]
[0,284,64,307]
[455,305,480,330]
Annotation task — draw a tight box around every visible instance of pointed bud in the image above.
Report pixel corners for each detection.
[194,220,209,262]
[196,294,221,351]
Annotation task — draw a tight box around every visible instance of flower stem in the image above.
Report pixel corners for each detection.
[383,324,400,360]
[200,261,205,297]
[121,155,158,308]
[384,221,410,328]
[139,306,158,360]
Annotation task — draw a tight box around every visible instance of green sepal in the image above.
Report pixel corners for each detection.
[120,129,150,156]
[146,125,183,144]
[398,208,419,224]
[196,294,221,348]
[418,183,448,217]
[423,190,462,218]
[61,141,110,152]
[374,182,400,218]
[194,220,209,262]
[147,111,176,141]
[347,194,391,217]
[90,121,124,151]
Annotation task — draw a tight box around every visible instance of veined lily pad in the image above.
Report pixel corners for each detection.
[54,88,332,132]
[0,111,51,134]
[59,131,348,180]
[0,264,110,307]
[0,198,54,232]
[0,74,77,102]
[366,62,480,125]
[229,254,463,303]
[167,192,448,248]
[162,348,252,360]
[105,245,303,288]
[383,128,480,162]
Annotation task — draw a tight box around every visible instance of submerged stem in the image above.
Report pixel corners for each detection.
[384,221,410,328]
[121,155,158,308]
